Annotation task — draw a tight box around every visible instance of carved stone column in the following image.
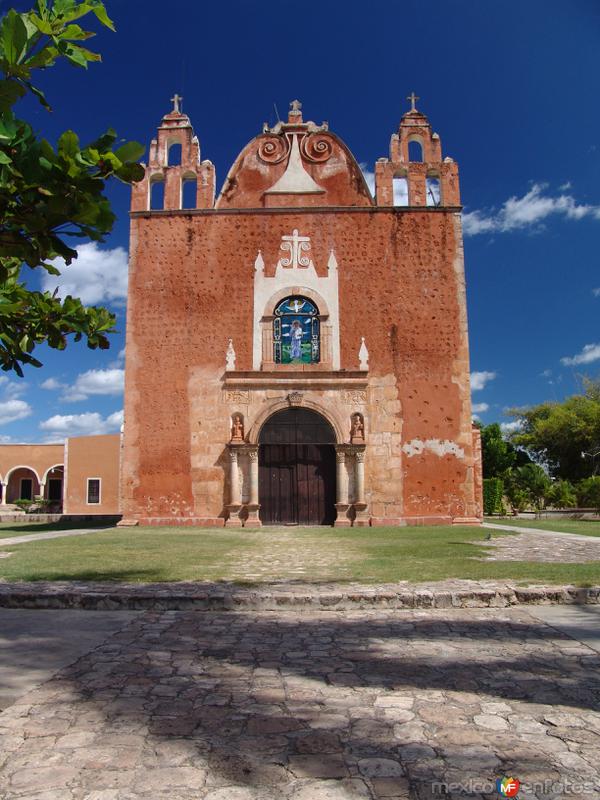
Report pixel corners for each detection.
[334,446,351,527]
[0,482,7,506]
[245,446,262,527]
[352,446,370,527]
[226,447,243,527]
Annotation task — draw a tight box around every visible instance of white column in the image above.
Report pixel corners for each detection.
[248,447,259,506]
[336,449,348,504]
[226,447,243,527]
[355,449,365,505]
[1,482,7,506]
[245,447,262,527]
[229,449,241,506]
[353,447,370,527]
[334,447,351,527]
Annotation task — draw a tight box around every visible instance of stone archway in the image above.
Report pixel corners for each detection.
[258,407,336,525]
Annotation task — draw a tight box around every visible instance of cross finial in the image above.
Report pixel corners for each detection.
[406,91,419,112]
[289,99,302,115]
[170,93,183,114]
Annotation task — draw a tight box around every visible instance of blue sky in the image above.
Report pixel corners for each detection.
[1,0,599,442]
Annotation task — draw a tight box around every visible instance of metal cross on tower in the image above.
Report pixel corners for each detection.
[406,91,420,112]
[170,93,183,113]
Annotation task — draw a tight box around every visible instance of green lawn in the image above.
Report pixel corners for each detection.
[0,524,599,586]
[486,517,600,537]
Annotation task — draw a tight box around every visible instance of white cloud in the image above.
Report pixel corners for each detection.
[463,183,600,236]
[0,378,31,425]
[41,377,65,391]
[359,163,375,198]
[61,368,124,402]
[42,242,128,306]
[560,343,600,366]
[0,376,27,399]
[472,402,489,413]
[500,420,523,434]
[393,177,409,206]
[359,163,409,205]
[593,288,600,298]
[39,409,123,440]
[471,370,496,391]
[0,399,32,426]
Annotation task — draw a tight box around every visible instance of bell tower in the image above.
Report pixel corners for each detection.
[130,94,215,212]
[375,93,460,207]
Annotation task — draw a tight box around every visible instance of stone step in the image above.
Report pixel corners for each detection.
[0,581,597,611]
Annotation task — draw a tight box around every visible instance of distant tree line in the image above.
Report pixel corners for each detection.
[480,378,600,515]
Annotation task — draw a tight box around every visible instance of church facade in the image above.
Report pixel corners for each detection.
[121,98,483,528]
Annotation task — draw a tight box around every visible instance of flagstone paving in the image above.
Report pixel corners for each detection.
[480,524,600,563]
[0,606,599,800]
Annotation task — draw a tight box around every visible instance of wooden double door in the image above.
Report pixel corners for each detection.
[258,408,336,526]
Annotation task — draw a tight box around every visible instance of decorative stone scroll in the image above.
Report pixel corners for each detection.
[277,229,313,270]
[287,391,303,406]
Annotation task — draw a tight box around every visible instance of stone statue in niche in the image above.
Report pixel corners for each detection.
[231,414,244,443]
[350,413,365,443]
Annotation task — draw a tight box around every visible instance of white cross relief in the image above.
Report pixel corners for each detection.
[278,229,312,269]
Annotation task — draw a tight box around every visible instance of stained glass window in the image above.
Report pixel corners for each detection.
[273,296,320,364]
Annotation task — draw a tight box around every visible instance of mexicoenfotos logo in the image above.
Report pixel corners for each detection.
[496,776,520,797]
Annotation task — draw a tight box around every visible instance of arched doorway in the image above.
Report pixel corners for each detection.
[259,407,336,525]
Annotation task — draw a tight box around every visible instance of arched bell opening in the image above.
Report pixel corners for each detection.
[258,407,336,525]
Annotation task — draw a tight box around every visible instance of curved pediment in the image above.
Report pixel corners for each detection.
[215,103,374,209]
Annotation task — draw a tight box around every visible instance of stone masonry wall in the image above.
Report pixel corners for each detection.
[122,208,477,525]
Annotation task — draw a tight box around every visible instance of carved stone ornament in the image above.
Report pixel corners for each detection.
[350,413,365,444]
[230,413,244,443]
[277,229,313,270]
[287,391,303,406]
[225,339,236,371]
[225,390,250,403]
[343,390,367,405]
[358,337,369,371]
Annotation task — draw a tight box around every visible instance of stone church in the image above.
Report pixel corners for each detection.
[120,97,483,527]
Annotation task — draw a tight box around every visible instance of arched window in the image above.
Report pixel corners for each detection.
[168,142,182,166]
[408,139,423,162]
[273,296,320,364]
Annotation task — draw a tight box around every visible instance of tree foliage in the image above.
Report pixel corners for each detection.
[480,422,531,479]
[508,379,600,481]
[546,479,577,510]
[0,0,144,375]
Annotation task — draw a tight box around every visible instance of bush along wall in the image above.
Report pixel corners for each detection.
[483,477,505,515]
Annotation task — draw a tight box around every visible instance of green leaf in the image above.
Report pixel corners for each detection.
[57,129,80,158]
[115,140,145,163]
[0,10,29,65]
[23,80,51,110]
[0,150,12,164]
[0,78,26,112]
[90,2,115,31]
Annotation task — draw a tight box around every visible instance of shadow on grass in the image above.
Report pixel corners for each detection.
[0,520,116,534]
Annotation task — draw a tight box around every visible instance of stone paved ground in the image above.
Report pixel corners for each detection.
[480,525,600,563]
[0,607,599,800]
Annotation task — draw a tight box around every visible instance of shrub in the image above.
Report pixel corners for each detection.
[577,476,600,512]
[483,477,505,515]
[547,480,577,509]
